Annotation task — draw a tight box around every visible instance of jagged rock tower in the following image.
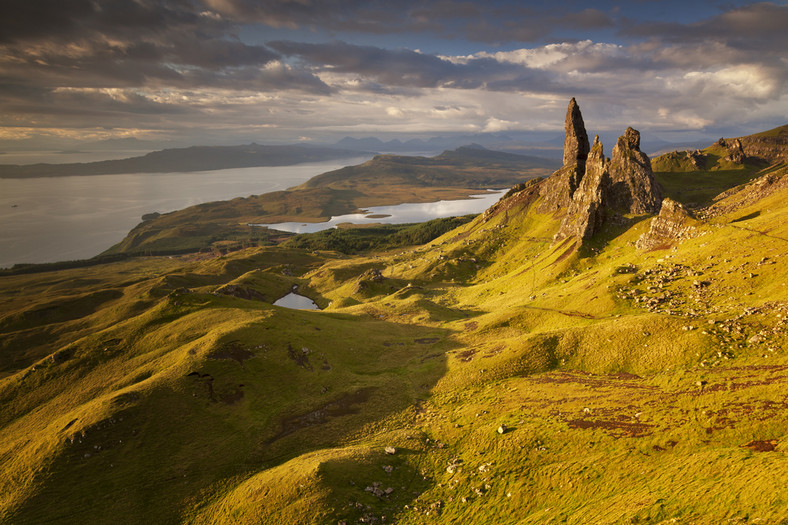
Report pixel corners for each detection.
[538,98,590,213]
[540,98,664,242]
[563,97,590,190]
[607,127,662,214]
[554,135,609,241]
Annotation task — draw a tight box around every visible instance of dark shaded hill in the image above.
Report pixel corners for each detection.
[0,144,368,178]
[299,145,558,190]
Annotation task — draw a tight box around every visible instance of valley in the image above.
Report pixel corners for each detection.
[1,101,787,524]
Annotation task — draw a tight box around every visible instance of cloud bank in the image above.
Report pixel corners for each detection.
[0,0,785,146]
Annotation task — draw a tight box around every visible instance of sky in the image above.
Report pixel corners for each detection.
[1,0,786,149]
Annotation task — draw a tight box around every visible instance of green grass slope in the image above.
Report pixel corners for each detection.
[1,162,787,523]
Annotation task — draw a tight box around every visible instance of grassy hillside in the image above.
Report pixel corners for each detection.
[652,125,788,207]
[2,139,788,525]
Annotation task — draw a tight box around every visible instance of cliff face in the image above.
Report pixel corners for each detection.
[539,99,664,243]
[735,124,788,164]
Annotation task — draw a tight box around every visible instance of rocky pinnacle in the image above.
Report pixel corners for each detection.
[563,98,590,169]
[554,135,610,241]
[538,98,591,212]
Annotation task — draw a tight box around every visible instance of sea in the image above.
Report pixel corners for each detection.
[0,152,506,269]
[0,155,369,268]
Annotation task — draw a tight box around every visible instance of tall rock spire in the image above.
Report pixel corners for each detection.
[563,97,590,169]
[537,100,663,244]
[538,98,591,212]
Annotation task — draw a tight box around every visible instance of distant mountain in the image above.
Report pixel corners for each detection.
[435,144,557,167]
[332,131,564,156]
[80,137,180,151]
[299,144,559,191]
[0,144,370,178]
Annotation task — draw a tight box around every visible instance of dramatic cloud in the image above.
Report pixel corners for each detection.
[269,40,560,92]
[0,0,785,147]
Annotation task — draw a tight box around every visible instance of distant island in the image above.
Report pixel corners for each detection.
[0,143,370,178]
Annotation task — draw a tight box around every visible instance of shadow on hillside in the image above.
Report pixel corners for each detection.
[7,301,459,525]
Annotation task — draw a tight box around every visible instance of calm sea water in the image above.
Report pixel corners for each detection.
[0,158,370,268]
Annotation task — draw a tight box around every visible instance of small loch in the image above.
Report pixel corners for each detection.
[251,189,507,234]
[274,292,320,310]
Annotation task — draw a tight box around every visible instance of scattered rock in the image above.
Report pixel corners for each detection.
[446,457,463,473]
[497,424,508,434]
[384,446,396,455]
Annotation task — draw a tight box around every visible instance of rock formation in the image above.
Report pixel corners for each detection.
[607,127,662,214]
[534,99,664,244]
[554,136,609,241]
[735,125,788,164]
[725,138,746,163]
[563,97,590,178]
[700,166,788,220]
[538,98,591,212]
[636,198,699,251]
[688,149,705,169]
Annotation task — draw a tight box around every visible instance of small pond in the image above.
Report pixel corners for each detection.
[274,292,320,310]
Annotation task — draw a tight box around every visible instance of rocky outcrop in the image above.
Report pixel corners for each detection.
[215,284,266,301]
[722,125,788,164]
[554,136,609,241]
[608,127,662,214]
[725,138,746,163]
[535,100,664,244]
[636,198,699,251]
[688,150,706,169]
[700,165,788,219]
[539,98,590,213]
